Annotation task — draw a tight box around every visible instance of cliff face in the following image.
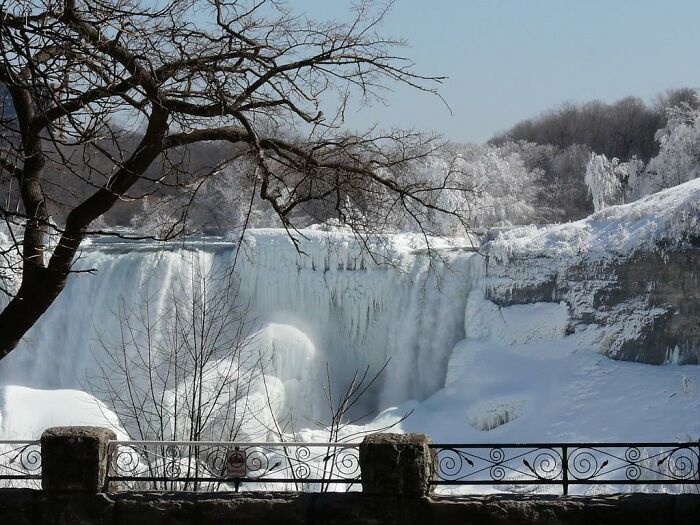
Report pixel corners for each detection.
[482,177,700,366]
[484,245,700,364]
[604,249,700,363]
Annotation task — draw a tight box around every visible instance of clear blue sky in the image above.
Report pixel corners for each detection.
[290,0,700,143]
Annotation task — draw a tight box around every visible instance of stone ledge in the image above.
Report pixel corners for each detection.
[1,490,699,525]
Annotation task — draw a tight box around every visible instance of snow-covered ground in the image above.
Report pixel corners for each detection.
[0,179,698,457]
[0,386,128,440]
[355,308,700,444]
[489,177,700,263]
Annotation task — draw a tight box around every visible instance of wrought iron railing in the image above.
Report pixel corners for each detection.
[6,437,695,494]
[430,443,700,495]
[0,440,42,488]
[108,440,361,492]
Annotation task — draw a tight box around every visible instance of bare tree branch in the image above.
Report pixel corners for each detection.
[0,0,467,360]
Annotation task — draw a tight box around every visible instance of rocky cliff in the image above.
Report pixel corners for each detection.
[484,246,699,364]
[483,177,700,365]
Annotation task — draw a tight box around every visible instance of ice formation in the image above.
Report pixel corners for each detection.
[0,178,698,445]
[0,230,478,438]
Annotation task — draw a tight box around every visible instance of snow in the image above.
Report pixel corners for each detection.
[464,294,569,344]
[0,180,698,496]
[374,302,700,445]
[0,385,127,440]
[489,177,700,263]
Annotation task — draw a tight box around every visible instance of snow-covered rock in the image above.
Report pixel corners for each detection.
[484,178,700,363]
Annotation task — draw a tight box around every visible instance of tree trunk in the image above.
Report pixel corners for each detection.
[0,267,67,358]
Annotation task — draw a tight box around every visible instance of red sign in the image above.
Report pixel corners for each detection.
[226,450,247,478]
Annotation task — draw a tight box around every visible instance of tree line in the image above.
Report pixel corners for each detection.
[2,83,697,234]
[489,88,699,221]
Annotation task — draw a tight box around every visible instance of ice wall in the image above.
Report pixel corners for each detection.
[0,230,481,427]
[234,230,481,416]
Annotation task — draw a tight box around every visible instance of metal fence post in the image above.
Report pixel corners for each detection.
[562,445,569,496]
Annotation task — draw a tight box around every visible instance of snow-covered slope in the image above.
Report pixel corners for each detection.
[489,176,700,262]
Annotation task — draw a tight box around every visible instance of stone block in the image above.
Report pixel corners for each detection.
[41,426,116,493]
[359,433,434,496]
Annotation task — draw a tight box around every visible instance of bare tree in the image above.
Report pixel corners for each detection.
[90,256,262,443]
[93,254,410,492]
[0,0,469,359]
[89,251,270,489]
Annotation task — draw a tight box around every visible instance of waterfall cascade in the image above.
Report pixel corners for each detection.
[0,230,482,434]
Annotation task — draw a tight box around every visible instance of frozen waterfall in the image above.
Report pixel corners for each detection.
[0,229,482,429]
[3,223,699,445]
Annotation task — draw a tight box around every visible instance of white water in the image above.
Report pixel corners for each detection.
[0,230,480,434]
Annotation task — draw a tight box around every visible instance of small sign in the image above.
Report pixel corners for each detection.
[226,448,247,478]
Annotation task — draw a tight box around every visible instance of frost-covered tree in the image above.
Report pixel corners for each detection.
[587,103,700,209]
[410,144,541,233]
[616,156,645,202]
[134,157,284,237]
[460,145,541,228]
[584,153,624,212]
[492,88,700,220]
[642,103,700,194]
[123,140,544,238]
[612,100,700,203]
[497,141,593,222]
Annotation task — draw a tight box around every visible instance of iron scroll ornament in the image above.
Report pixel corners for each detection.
[431,445,564,483]
[109,442,361,489]
[0,442,42,488]
[430,443,700,491]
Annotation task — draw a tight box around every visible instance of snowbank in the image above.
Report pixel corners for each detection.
[489,177,700,262]
[0,385,127,440]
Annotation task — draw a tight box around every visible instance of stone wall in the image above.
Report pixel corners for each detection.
[1,490,699,525]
